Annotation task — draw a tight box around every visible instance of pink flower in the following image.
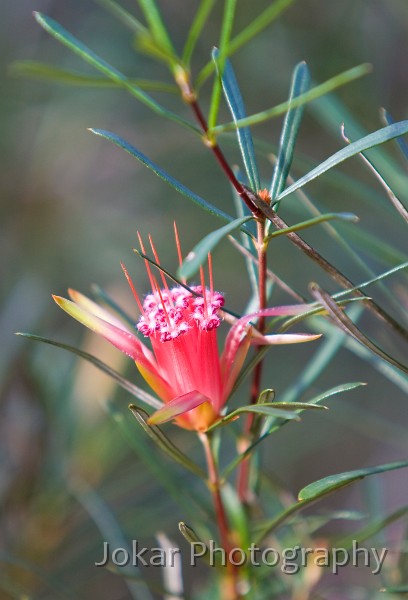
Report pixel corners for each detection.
[53,232,320,431]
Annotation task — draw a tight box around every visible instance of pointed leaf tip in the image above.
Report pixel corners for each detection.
[252,332,322,346]
[298,460,408,502]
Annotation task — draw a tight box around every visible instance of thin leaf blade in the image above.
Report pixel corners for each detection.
[16,332,162,409]
[10,60,178,93]
[298,460,408,502]
[196,0,296,87]
[310,283,408,374]
[178,215,253,279]
[136,0,176,57]
[89,128,236,222]
[270,61,310,203]
[255,460,408,543]
[215,50,260,191]
[33,12,195,131]
[208,0,237,132]
[211,64,371,134]
[277,121,408,202]
[129,405,206,478]
[182,0,217,65]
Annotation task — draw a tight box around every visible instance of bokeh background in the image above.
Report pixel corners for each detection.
[1,1,407,598]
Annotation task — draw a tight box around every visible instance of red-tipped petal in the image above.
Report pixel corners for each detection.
[147,390,210,426]
[53,295,154,369]
[220,304,317,398]
[222,304,314,361]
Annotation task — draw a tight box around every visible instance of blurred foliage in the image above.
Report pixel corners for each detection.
[1,0,408,598]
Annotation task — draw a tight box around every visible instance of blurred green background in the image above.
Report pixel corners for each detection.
[1,1,408,598]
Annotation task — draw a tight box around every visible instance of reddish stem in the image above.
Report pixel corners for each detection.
[190,100,263,218]
[187,86,269,503]
[199,433,242,600]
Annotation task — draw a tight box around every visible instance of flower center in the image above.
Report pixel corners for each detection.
[137,285,224,342]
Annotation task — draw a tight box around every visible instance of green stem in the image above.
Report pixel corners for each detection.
[237,218,267,503]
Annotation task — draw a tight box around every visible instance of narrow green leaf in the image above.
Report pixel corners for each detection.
[311,93,408,203]
[10,60,178,92]
[278,262,408,332]
[342,126,408,224]
[224,376,364,478]
[336,504,408,550]
[178,523,214,566]
[208,402,302,431]
[107,403,207,519]
[33,12,195,131]
[136,0,176,57]
[210,64,371,134]
[382,108,408,161]
[330,261,408,300]
[94,0,149,35]
[358,153,408,223]
[264,308,364,423]
[208,0,237,132]
[277,120,408,202]
[270,402,326,411]
[261,381,365,437]
[89,128,236,222]
[258,388,275,403]
[246,190,408,342]
[278,298,367,332]
[310,283,408,374]
[129,405,206,478]
[282,163,407,314]
[229,0,295,56]
[222,484,251,549]
[196,0,296,87]
[255,460,408,543]
[298,460,408,502]
[215,50,260,191]
[182,0,217,65]
[265,211,359,242]
[16,332,162,409]
[253,509,366,536]
[314,316,408,396]
[178,215,253,279]
[380,586,408,594]
[270,61,310,205]
[304,381,367,406]
[134,33,175,66]
[178,522,206,545]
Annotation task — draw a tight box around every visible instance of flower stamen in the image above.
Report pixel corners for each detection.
[137,231,156,292]
[208,252,214,301]
[121,261,145,316]
[200,265,208,316]
[173,221,185,283]
[148,233,173,307]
